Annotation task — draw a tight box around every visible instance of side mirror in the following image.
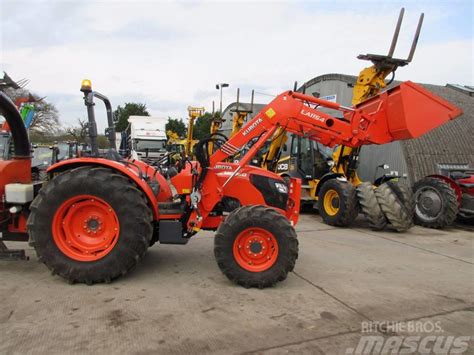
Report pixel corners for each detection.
[283,145,288,152]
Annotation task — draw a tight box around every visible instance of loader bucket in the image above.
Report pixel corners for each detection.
[357,81,463,142]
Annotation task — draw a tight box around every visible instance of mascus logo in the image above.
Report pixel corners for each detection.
[242,118,263,136]
[301,109,325,122]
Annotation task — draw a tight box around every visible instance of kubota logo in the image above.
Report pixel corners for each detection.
[301,109,325,122]
[214,164,233,170]
[242,118,263,136]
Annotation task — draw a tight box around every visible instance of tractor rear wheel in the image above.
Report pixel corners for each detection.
[413,177,459,228]
[27,166,153,284]
[375,182,411,232]
[386,180,415,227]
[214,205,298,288]
[318,179,358,227]
[356,182,387,230]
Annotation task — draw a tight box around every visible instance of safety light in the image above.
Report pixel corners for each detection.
[80,79,92,92]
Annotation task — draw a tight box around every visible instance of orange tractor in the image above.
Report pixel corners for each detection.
[0,77,462,287]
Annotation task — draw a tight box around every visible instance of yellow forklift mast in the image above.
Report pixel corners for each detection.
[332,8,424,184]
[185,106,205,156]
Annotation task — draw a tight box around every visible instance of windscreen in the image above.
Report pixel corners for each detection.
[135,139,166,152]
[32,146,53,166]
[57,142,70,161]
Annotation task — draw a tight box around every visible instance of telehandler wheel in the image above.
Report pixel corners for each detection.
[27,166,153,284]
[356,182,387,230]
[413,177,459,229]
[375,182,411,232]
[214,205,298,288]
[318,179,358,227]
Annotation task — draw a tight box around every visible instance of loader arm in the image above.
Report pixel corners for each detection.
[187,81,462,229]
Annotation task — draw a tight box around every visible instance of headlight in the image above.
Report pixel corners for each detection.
[274,182,288,194]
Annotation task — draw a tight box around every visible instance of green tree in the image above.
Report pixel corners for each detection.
[166,117,186,137]
[114,103,150,132]
[193,112,213,140]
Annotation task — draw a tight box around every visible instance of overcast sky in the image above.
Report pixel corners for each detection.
[1,0,472,131]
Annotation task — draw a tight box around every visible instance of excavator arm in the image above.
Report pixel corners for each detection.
[187,81,462,229]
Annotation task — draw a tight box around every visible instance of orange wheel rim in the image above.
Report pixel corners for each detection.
[233,227,279,272]
[52,195,120,262]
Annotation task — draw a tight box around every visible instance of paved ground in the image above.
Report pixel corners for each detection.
[1,214,473,354]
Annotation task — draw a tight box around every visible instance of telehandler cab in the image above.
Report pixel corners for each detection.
[1,73,462,287]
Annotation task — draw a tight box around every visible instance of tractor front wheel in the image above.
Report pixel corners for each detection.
[214,205,298,288]
[318,179,358,227]
[27,166,153,284]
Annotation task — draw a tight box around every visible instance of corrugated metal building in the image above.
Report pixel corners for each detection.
[299,74,474,184]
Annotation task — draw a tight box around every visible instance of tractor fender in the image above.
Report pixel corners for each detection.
[425,174,463,205]
[47,158,160,219]
[315,172,345,196]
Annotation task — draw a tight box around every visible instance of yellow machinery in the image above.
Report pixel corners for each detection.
[331,8,424,185]
[185,106,205,156]
[167,106,204,159]
[262,8,423,227]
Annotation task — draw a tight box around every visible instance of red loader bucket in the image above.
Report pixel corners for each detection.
[356,81,463,143]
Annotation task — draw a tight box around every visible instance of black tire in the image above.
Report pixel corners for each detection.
[375,182,411,232]
[356,182,387,230]
[413,177,459,229]
[386,180,415,227]
[214,205,298,288]
[318,179,358,227]
[27,166,153,284]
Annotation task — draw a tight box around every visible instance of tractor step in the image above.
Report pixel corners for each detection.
[0,240,28,261]
[158,201,184,215]
[158,221,189,245]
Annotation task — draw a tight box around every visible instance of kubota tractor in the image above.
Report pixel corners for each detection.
[0,76,462,287]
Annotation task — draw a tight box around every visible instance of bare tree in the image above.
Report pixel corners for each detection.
[66,118,88,142]
[1,77,60,134]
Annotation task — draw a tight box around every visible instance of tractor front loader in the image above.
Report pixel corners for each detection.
[16,77,462,287]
